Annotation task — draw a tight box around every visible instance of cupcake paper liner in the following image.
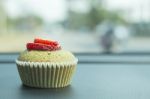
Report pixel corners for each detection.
[16,59,77,88]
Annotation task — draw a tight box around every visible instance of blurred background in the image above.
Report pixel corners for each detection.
[0,0,150,53]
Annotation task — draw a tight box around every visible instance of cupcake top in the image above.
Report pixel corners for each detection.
[18,38,77,63]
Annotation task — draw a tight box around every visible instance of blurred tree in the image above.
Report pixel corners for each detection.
[0,2,7,34]
[131,22,150,37]
[8,15,43,32]
[65,0,126,31]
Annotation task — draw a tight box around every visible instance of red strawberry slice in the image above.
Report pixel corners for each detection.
[27,43,61,51]
[34,38,58,46]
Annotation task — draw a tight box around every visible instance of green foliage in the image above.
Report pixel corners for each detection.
[131,22,150,37]
[9,15,43,27]
[7,15,43,32]
[66,1,126,30]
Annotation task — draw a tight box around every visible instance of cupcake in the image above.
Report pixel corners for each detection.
[16,38,78,88]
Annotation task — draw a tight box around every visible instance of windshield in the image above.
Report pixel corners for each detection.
[0,0,150,53]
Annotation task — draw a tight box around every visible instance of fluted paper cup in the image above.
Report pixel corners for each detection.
[16,59,78,88]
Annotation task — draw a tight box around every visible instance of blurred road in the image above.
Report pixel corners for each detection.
[37,32,100,52]
[0,32,150,53]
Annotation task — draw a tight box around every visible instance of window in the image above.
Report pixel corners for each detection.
[0,0,150,53]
